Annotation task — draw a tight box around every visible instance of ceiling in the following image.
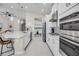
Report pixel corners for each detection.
[0,3,53,18]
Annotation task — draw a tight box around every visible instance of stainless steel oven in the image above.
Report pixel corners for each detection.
[60,36,79,56]
[60,11,79,56]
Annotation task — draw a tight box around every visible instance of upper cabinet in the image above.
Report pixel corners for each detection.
[44,3,58,22]
[49,10,58,22]
[58,3,78,15]
[58,3,79,19]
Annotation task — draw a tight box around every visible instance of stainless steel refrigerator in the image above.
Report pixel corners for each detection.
[42,22,46,42]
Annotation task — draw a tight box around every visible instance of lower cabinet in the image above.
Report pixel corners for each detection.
[47,35,61,56]
[14,32,31,55]
[14,37,25,55]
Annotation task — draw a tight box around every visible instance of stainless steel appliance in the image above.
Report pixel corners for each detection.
[42,22,46,42]
[60,11,79,56]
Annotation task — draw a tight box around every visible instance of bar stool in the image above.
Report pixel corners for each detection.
[0,37,15,56]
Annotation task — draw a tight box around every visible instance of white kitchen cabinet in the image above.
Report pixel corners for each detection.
[51,36,60,56]
[45,3,60,56]
[46,17,60,55]
[14,38,24,55]
[58,3,78,15]
[13,31,31,55]
[47,35,60,56]
[47,36,52,47]
[23,32,30,48]
[59,3,79,19]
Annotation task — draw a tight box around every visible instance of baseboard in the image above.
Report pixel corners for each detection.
[24,38,32,50]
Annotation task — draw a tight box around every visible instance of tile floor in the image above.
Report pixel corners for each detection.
[0,35,53,56]
[24,36,53,56]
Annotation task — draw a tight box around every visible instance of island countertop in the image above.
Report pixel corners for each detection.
[2,31,29,39]
[1,31,31,55]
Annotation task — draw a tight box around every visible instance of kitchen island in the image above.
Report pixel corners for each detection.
[2,31,31,55]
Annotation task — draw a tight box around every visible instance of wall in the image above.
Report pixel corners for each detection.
[0,15,9,33]
[25,13,44,36]
[0,12,44,32]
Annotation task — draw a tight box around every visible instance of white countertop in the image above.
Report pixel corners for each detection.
[2,31,27,39]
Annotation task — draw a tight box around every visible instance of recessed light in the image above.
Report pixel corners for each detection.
[10,17,13,21]
[41,9,44,12]
[18,20,20,23]
[43,3,46,5]
[25,6,28,8]
[11,6,13,8]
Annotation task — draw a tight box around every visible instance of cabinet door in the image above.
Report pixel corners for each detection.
[23,32,31,49]
[14,38,24,55]
[54,38,60,55]
[51,36,60,56]
[47,36,60,56]
[47,37,52,47]
[58,3,77,15]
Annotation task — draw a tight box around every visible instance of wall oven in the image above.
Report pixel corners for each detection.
[60,11,79,56]
[60,36,79,56]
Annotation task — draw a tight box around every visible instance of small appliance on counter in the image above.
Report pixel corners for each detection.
[51,27,54,33]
